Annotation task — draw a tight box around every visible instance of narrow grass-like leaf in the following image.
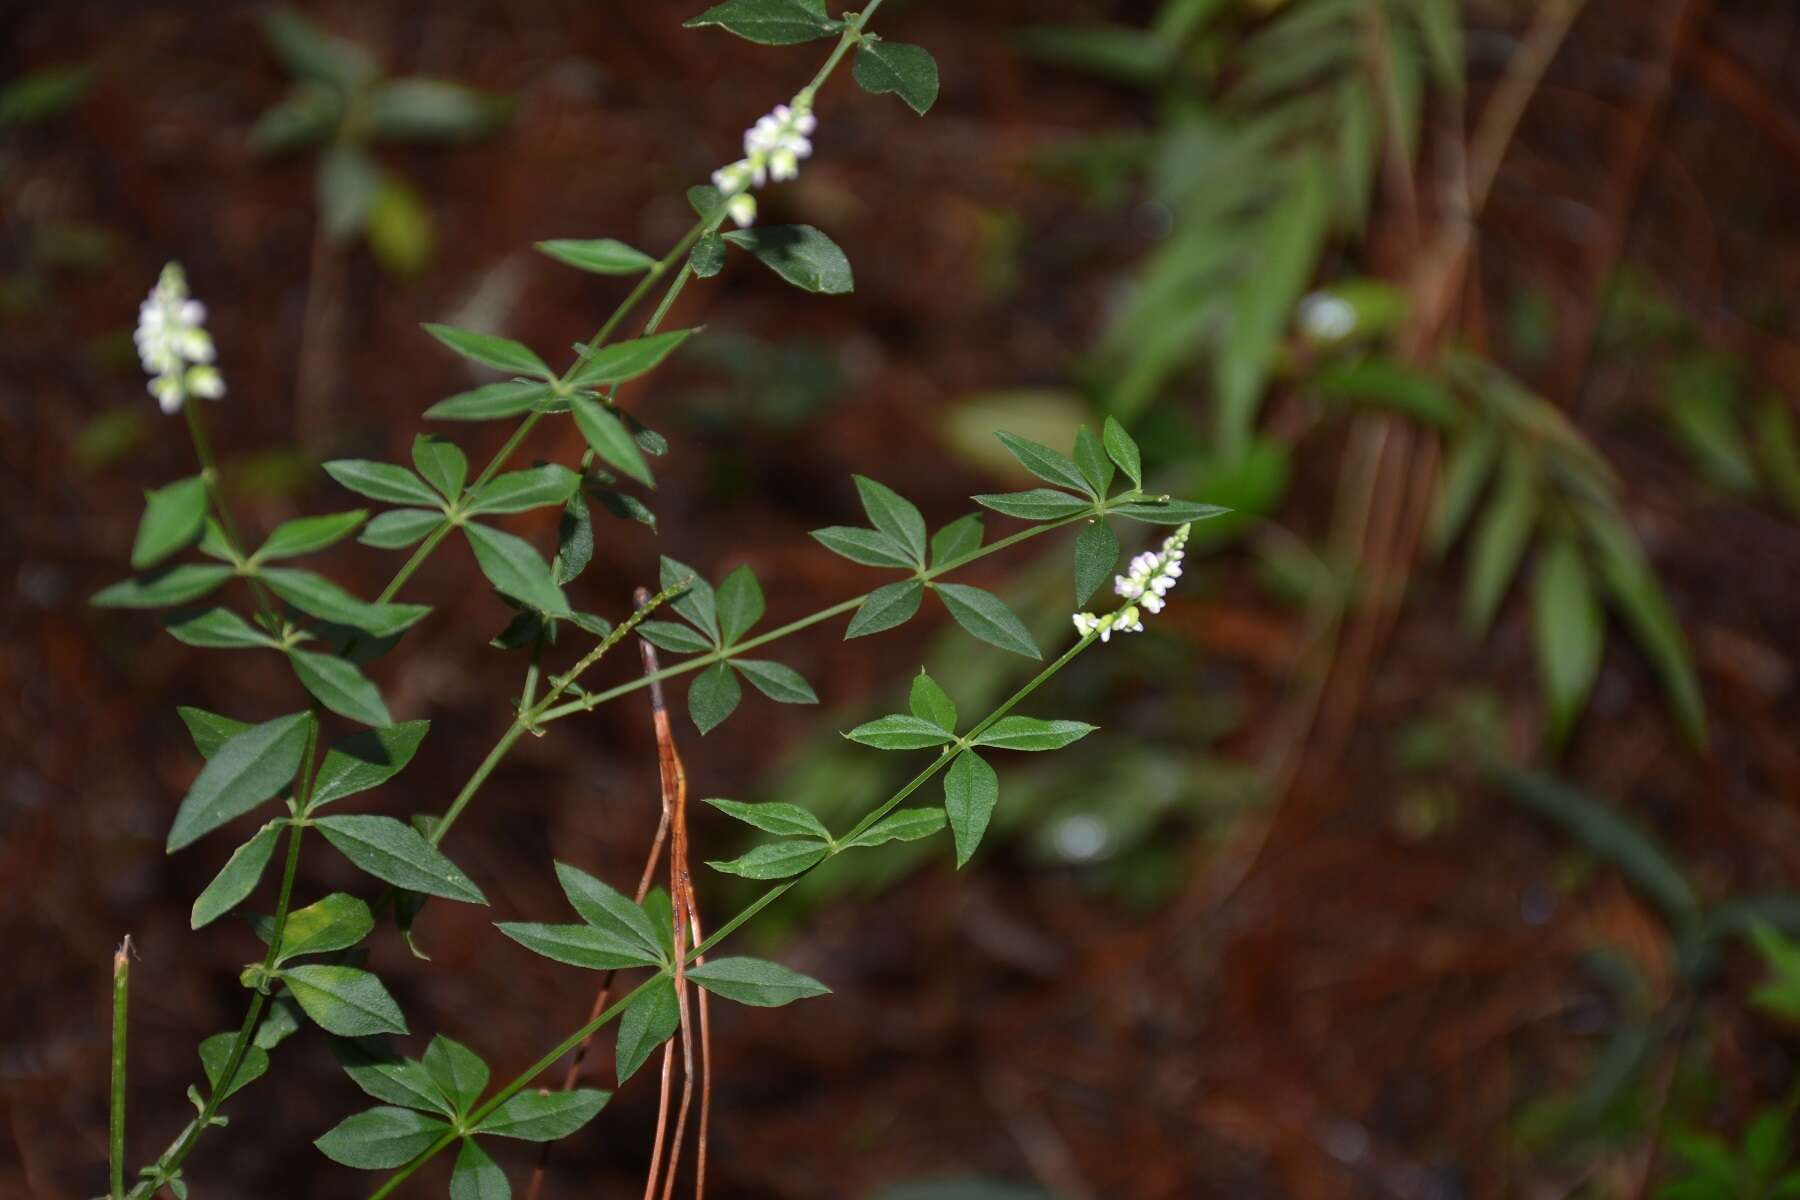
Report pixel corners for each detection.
[425,380,552,421]
[282,964,407,1036]
[1533,535,1602,746]
[323,460,443,507]
[315,814,486,903]
[1427,425,1499,557]
[288,649,393,727]
[935,583,1041,659]
[1585,510,1707,746]
[974,489,1090,521]
[359,508,443,549]
[686,957,830,1006]
[909,669,957,732]
[567,329,695,389]
[972,716,1097,751]
[496,922,660,970]
[683,0,842,44]
[571,395,654,488]
[811,526,913,568]
[702,797,829,839]
[1073,521,1119,605]
[943,750,999,867]
[131,475,208,569]
[315,1106,448,1169]
[421,323,550,378]
[256,510,367,561]
[421,1036,489,1117]
[853,476,926,565]
[845,714,955,750]
[734,658,817,704]
[309,721,430,812]
[165,607,278,649]
[715,564,765,645]
[722,225,853,294]
[930,513,984,567]
[536,237,655,275]
[167,711,313,851]
[466,464,582,515]
[553,861,664,959]
[616,978,679,1084]
[707,839,828,879]
[852,40,939,115]
[843,807,946,848]
[92,563,234,609]
[191,820,283,928]
[688,661,742,734]
[475,1089,610,1141]
[1464,455,1538,635]
[463,523,571,616]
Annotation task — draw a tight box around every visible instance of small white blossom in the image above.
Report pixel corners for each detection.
[709,92,818,229]
[1298,292,1357,342]
[1072,523,1192,644]
[135,262,224,414]
[727,192,757,228]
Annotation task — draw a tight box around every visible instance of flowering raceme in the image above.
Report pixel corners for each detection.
[134,262,223,413]
[1072,522,1191,642]
[710,92,818,227]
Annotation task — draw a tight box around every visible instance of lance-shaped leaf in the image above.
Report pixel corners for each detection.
[281,964,407,1037]
[995,431,1093,497]
[853,40,940,115]
[412,435,468,500]
[930,513,984,568]
[909,669,957,732]
[497,921,661,970]
[1071,426,1115,498]
[616,978,679,1084]
[703,797,829,839]
[92,563,234,609]
[555,495,593,584]
[943,749,999,867]
[462,523,571,616]
[475,1088,610,1141]
[1103,416,1142,487]
[1111,499,1227,524]
[974,489,1090,521]
[638,621,714,654]
[288,648,393,727]
[360,508,444,549]
[466,464,582,515]
[854,475,926,565]
[198,1033,270,1102]
[255,510,367,561]
[811,525,913,568]
[536,237,655,275]
[660,556,717,640]
[971,716,1096,752]
[1073,520,1119,605]
[715,564,765,645]
[165,607,279,649]
[315,814,487,903]
[334,1039,446,1114]
[843,807,945,848]
[683,0,843,46]
[734,658,817,704]
[566,328,695,389]
[315,1106,449,1169]
[553,861,665,960]
[1534,534,1602,746]
[178,706,251,758]
[167,711,314,851]
[571,396,654,488]
[708,839,828,879]
[421,1036,488,1117]
[449,1138,505,1200]
[722,225,853,294]
[425,379,553,422]
[686,957,830,1007]
[1465,454,1539,635]
[274,893,375,962]
[689,660,742,734]
[190,820,284,928]
[309,721,430,812]
[421,322,550,378]
[846,714,956,750]
[323,459,443,507]
[935,583,1040,659]
[261,568,430,637]
[846,580,923,639]
[131,475,208,569]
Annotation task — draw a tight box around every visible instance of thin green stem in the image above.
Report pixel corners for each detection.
[183,402,279,619]
[110,939,130,1199]
[808,0,884,93]
[430,721,527,849]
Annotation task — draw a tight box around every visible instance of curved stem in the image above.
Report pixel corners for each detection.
[184,402,279,619]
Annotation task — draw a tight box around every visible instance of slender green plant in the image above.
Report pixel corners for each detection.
[94,5,1218,1197]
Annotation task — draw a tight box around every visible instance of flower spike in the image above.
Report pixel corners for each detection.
[1072,523,1190,642]
[135,263,224,414]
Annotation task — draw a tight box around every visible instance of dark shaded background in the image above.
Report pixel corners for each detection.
[7,1,1800,1198]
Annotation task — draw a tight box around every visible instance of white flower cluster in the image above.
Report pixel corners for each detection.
[1072,522,1191,643]
[710,93,818,228]
[135,263,223,414]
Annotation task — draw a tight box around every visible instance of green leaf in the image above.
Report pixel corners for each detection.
[165,607,278,649]
[448,1138,506,1200]
[845,714,955,750]
[466,464,582,515]
[1102,417,1142,487]
[1072,520,1119,606]
[0,64,94,127]
[707,839,828,879]
[973,489,1090,521]
[92,563,234,609]
[261,7,378,91]
[638,620,714,654]
[1585,511,1707,747]
[276,893,375,961]
[687,184,724,222]
[691,232,727,278]
[366,77,509,142]
[683,0,842,46]
[198,1033,270,1102]
[1071,427,1115,498]
[168,712,314,852]
[411,435,468,502]
[191,821,283,929]
[359,508,444,549]
[935,583,1041,659]
[566,329,695,389]
[909,669,957,732]
[852,40,939,115]
[721,225,853,294]
[686,957,831,1007]
[615,978,679,1084]
[845,579,926,636]
[315,814,487,903]
[536,237,655,275]
[715,564,765,645]
[1110,499,1228,524]
[324,459,443,507]
[734,658,817,704]
[811,526,914,568]
[421,322,550,378]
[178,707,251,759]
[661,556,718,641]
[288,649,393,728]
[843,807,946,848]
[1533,535,1602,747]
[419,1036,489,1117]
[255,510,367,561]
[318,142,379,239]
[334,1040,449,1114]
[853,476,926,565]
[553,861,665,959]
[930,513,984,567]
[309,721,431,811]
[475,1089,610,1141]
[943,750,999,867]
[425,380,553,422]
[131,475,208,569]
[1427,425,1499,556]
[261,568,431,637]
[282,964,407,1037]
[496,921,661,969]
[555,495,594,585]
[995,431,1092,497]
[702,797,829,839]
[463,523,571,616]
[570,396,654,489]
[688,661,742,734]
[1464,455,1539,635]
[315,1106,449,1169]
[972,716,1096,752]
